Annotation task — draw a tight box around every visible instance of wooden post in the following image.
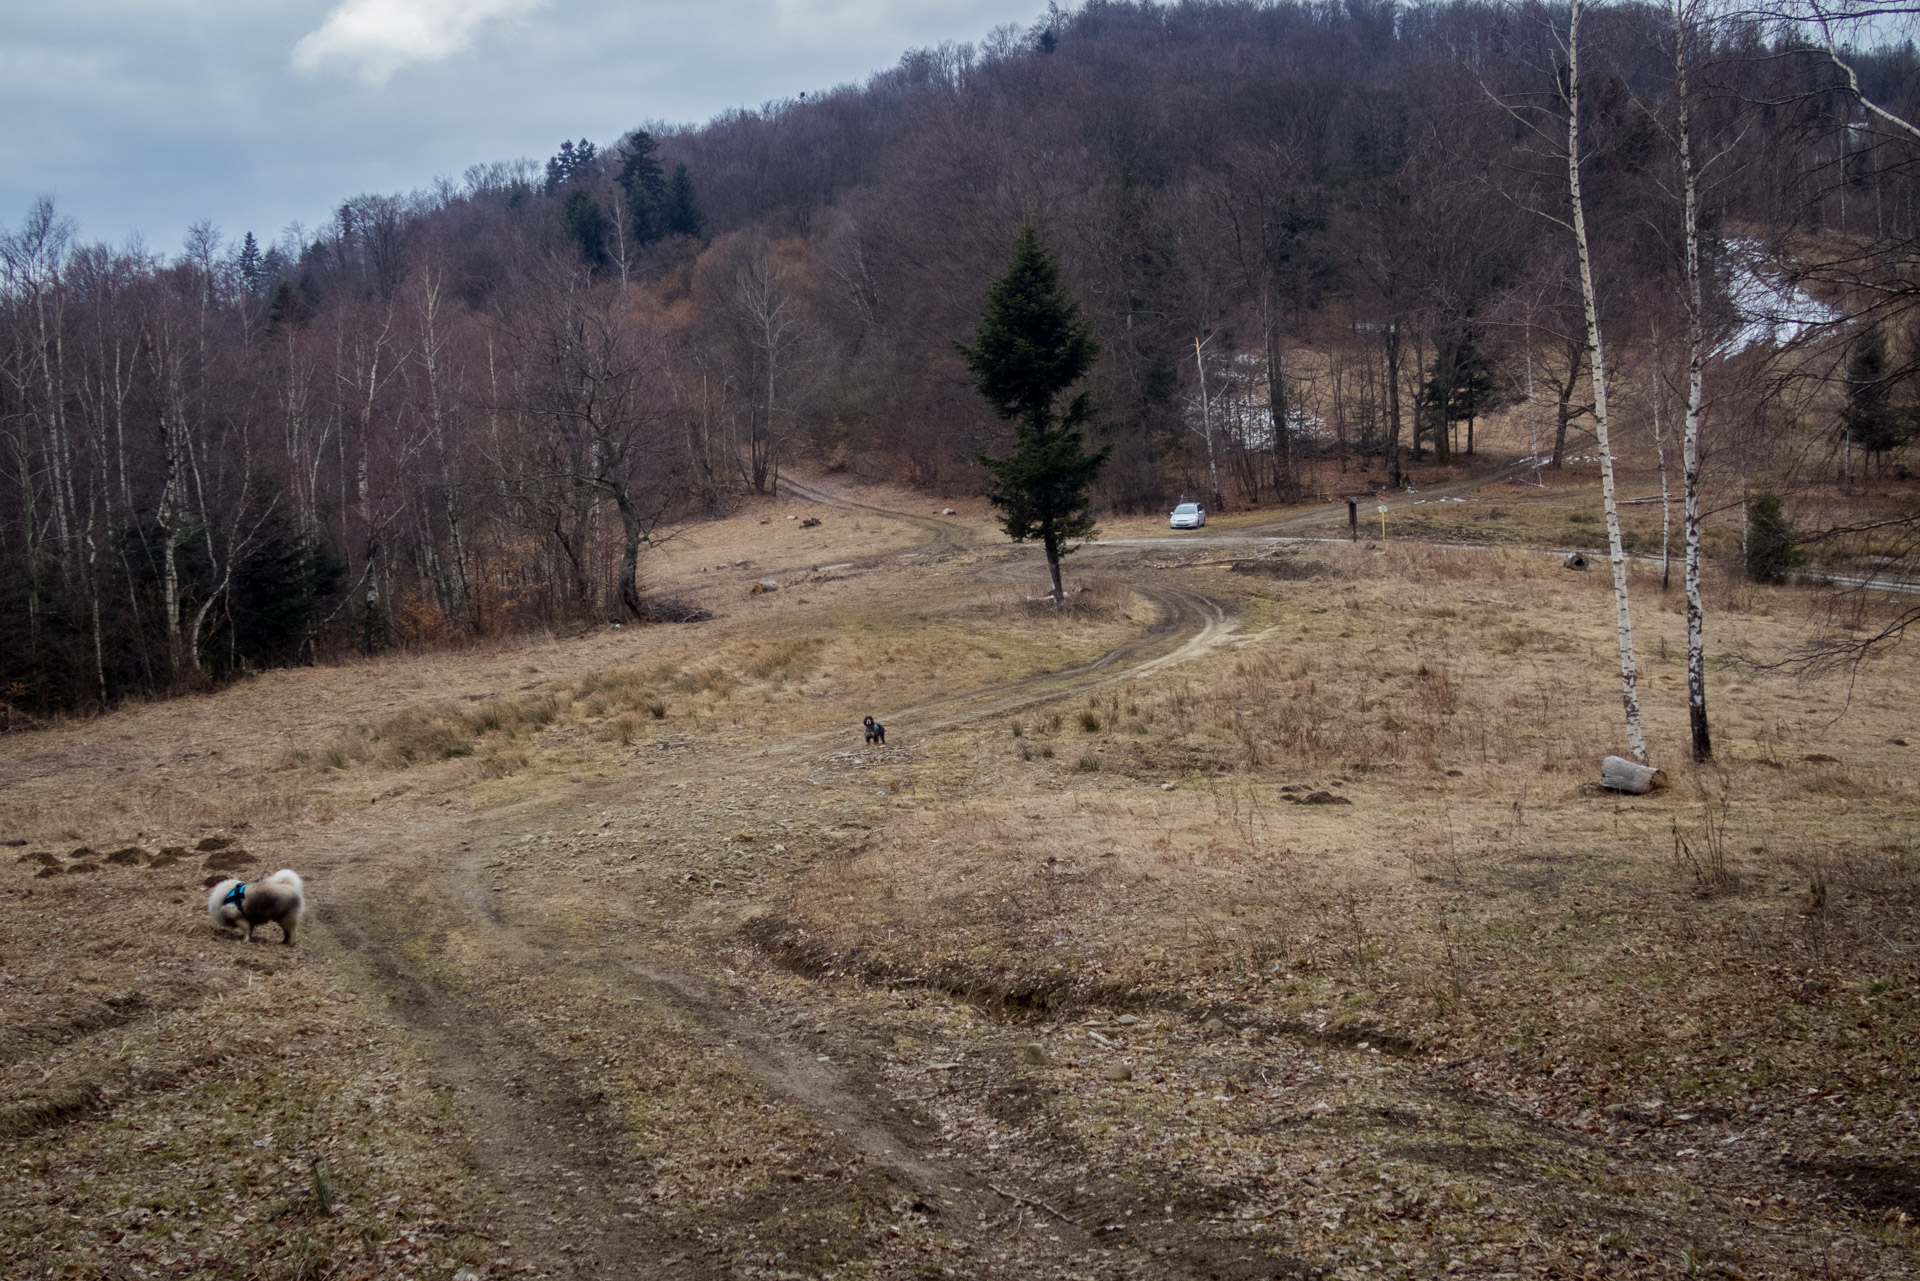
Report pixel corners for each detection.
[1347,498,1358,541]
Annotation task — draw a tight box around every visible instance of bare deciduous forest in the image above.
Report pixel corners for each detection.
[4,0,1917,719]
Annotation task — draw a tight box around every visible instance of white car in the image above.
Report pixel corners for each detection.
[1170,502,1207,529]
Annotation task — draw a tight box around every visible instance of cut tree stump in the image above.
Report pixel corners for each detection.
[1600,755,1667,794]
[1563,552,1591,570]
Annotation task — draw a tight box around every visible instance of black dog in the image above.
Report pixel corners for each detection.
[863,715,885,745]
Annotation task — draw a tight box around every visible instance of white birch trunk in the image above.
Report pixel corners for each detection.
[1651,373,1672,590]
[1567,0,1650,764]
[1675,0,1713,762]
[1194,335,1221,510]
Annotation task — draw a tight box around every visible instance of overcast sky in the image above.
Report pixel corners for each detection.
[2,0,1044,257]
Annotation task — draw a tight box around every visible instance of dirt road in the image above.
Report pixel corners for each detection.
[295,486,1259,1278]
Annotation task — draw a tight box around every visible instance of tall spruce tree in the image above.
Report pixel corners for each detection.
[959,223,1110,603]
[662,164,704,239]
[618,130,668,245]
[561,189,612,269]
[544,139,597,194]
[1843,325,1911,468]
[237,232,264,294]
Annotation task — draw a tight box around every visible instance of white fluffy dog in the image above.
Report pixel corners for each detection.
[206,869,306,945]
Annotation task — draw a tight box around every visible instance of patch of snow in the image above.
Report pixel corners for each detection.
[1722,240,1843,353]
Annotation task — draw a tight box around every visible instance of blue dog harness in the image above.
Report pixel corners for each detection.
[223,882,247,910]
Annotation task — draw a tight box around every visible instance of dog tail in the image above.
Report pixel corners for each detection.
[206,877,240,921]
[264,868,304,893]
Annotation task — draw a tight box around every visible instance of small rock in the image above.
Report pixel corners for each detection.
[1104,1063,1133,1082]
[196,836,235,852]
[1019,1043,1048,1066]
[737,831,754,841]
[1892,737,1909,747]
[772,843,787,853]
[1160,782,1175,791]
[750,580,780,595]
[455,1269,483,1281]
[1204,1017,1227,1033]
[1116,1014,1138,1026]
[942,508,956,516]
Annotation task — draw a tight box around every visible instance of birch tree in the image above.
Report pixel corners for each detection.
[1565,0,1652,763]
[1668,0,1715,762]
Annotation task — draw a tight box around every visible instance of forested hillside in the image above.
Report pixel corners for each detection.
[6,0,1918,717]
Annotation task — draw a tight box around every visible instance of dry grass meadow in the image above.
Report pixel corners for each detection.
[2,474,1916,1281]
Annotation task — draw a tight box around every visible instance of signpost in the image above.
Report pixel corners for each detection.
[1377,502,1388,541]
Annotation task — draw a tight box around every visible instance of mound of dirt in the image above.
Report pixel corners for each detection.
[201,848,256,873]
[104,846,149,866]
[195,836,235,852]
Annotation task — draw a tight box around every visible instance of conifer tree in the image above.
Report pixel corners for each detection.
[662,164,704,239]
[959,223,1110,603]
[618,131,668,245]
[1843,325,1910,467]
[561,189,611,269]
[237,231,264,294]
[544,139,598,195]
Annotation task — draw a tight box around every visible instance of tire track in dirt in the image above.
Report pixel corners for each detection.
[309,467,1592,1275]
[317,819,677,1278]
[310,485,1258,1276]
[778,475,980,560]
[317,804,1104,1276]
[775,475,1243,740]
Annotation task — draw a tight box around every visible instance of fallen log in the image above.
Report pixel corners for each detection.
[1600,755,1668,794]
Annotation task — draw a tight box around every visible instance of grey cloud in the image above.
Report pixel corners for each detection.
[3,0,1042,255]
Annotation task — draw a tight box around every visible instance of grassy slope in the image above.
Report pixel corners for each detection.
[2,478,1916,1280]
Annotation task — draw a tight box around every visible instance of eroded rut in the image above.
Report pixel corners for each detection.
[306,497,1238,1278]
[305,470,1636,1278]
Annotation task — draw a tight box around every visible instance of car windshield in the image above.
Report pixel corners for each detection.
[1174,504,1200,514]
